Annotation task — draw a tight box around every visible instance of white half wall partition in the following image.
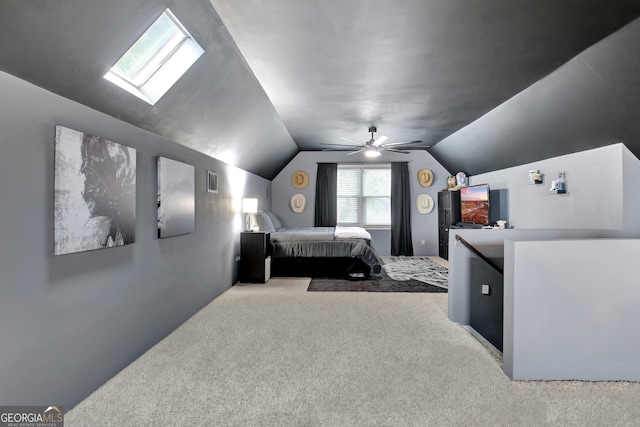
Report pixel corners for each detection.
[503,238,640,381]
[447,228,616,325]
[447,144,640,380]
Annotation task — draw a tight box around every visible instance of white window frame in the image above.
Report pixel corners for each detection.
[337,164,391,229]
[104,9,204,105]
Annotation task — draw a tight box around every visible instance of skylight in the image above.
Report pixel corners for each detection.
[104,9,204,105]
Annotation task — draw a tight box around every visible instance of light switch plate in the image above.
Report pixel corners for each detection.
[482,284,490,295]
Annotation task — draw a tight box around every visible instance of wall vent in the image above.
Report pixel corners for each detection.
[207,170,218,193]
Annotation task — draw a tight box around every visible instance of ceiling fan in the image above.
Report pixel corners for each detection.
[321,126,425,157]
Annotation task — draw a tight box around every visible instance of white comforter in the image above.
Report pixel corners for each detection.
[334,226,371,240]
[270,226,371,242]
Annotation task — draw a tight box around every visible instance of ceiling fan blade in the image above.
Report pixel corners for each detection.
[373,135,388,147]
[321,142,364,148]
[383,148,411,154]
[347,149,365,155]
[382,140,424,147]
[339,136,365,146]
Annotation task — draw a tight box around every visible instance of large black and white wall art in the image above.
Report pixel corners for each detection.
[157,157,195,238]
[54,126,136,255]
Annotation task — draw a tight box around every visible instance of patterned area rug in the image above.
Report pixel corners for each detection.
[307,257,448,293]
[382,256,449,289]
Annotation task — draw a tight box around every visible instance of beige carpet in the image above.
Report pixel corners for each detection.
[67,277,640,426]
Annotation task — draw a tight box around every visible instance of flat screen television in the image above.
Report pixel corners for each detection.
[460,184,490,225]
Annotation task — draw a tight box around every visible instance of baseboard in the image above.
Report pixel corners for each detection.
[463,325,503,361]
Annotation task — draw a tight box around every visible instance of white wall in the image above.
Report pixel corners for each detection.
[623,145,640,234]
[469,144,627,229]
[447,227,618,324]
[270,151,451,256]
[448,144,640,327]
[504,238,640,381]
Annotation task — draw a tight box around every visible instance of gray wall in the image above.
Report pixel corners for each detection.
[270,151,451,256]
[0,72,270,409]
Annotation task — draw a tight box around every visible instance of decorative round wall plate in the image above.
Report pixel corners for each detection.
[417,169,434,187]
[416,194,434,214]
[291,170,309,189]
[290,194,306,213]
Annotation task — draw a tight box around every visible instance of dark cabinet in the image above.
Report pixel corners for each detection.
[240,232,271,283]
[437,191,461,260]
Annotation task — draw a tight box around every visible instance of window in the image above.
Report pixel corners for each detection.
[104,9,204,105]
[337,165,391,227]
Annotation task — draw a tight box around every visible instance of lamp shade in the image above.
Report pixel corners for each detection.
[242,198,258,214]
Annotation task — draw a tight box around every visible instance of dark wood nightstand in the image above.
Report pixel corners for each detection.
[240,232,271,283]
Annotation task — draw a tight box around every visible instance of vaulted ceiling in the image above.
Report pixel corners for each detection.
[1,0,639,179]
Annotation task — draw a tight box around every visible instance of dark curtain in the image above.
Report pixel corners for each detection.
[391,162,414,256]
[314,163,337,227]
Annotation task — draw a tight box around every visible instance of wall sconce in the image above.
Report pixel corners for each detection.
[549,172,567,194]
[242,198,258,231]
[529,170,543,185]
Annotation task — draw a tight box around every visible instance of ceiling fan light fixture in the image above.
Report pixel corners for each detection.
[365,147,381,157]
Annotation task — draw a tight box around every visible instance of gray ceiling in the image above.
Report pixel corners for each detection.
[1,0,639,179]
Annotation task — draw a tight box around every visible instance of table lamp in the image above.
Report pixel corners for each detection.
[242,198,258,231]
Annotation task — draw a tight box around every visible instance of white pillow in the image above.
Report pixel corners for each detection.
[255,211,276,232]
[264,211,284,231]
